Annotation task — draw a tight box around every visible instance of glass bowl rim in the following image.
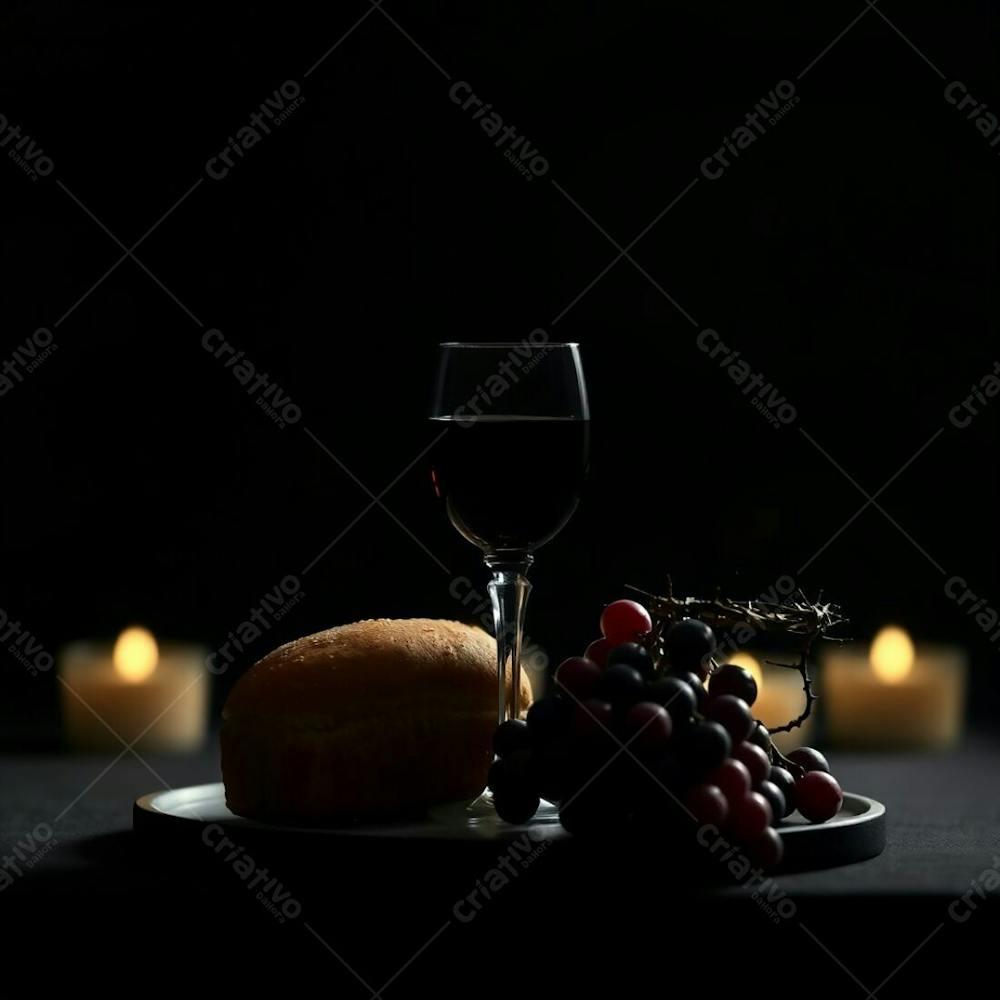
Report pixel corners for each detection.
[438,341,580,348]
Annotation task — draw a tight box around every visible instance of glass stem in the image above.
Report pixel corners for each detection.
[486,554,533,725]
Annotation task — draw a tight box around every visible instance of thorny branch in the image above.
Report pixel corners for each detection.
[626,583,847,770]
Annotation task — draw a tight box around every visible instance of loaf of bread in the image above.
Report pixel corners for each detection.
[221,619,533,823]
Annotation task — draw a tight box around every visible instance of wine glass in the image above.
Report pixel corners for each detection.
[429,342,589,734]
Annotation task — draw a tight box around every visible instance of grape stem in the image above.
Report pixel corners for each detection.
[768,742,806,779]
[763,637,817,736]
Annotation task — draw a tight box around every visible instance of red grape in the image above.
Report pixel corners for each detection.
[728,791,773,842]
[733,741,771,786]
[555,656,602,700]
[705,694,754,743]
[600,600,652,645]
[686,783,729,826]
[624,701,673,752]
[796,771,843,823]
[747,826,784,869]
[707,758,751,804]
[584,637,611,668]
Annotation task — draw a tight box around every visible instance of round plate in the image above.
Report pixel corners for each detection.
[134,783,885,872]
[775,792,886,872]
[134,782,565,844]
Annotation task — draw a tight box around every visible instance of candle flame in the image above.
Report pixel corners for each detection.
[728,652,763,692]
[113,626,158,683]
[870,626,914,684]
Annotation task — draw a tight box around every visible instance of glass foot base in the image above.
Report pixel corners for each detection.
[465,787,559,822]
[466,787,495,816]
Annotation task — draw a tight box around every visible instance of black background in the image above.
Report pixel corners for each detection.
[2,1,999,742]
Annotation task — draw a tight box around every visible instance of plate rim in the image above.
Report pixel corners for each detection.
[134,782,884,840]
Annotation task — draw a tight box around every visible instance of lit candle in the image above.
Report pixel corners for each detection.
[60,626,209,752]
[822,626,967,749]
[727,652,816,753]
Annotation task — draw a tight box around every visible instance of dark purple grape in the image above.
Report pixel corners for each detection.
[787,746,830,774]
[494,788,540,824]
[526,696,573,744]
[487,748,534,795]
[757,780,787,823]
[749,721,771,752]
[487,758,507,794]
[593,662,645,708]
[644,676,697,727]
[607,642,654,678]
[673,670,708,710]
[493,718,531,758]
[677,720,731,773]
[705,694,753,743]
[665,618,716,676]
[534,748,571,802]
[768,766,796,817]
[533,745,572,803]
[708,663,758,707]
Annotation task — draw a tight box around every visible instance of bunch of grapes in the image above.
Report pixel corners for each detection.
[488,599,844,869]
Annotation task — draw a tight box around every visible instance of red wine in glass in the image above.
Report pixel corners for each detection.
[430,415,589,554]
[429,343,589,728]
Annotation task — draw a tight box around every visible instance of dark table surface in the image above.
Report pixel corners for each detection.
[4,738,997,895]
[3,738,998,993]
